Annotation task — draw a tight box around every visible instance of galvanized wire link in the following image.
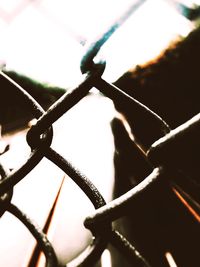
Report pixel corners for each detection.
[26,62,105,146]
[0,65,155,266]
[0,2,199,267]
[0,73,53,196]
[45,148,152,266]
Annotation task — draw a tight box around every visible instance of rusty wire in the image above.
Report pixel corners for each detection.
[0,1,200,267]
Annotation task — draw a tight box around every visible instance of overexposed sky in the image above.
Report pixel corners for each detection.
[0,0,197,87]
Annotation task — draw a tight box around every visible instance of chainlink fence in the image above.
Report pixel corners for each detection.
[0,1,200,267]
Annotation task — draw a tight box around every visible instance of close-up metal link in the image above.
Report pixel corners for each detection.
[0,1,200,267]
[0,72,53,196]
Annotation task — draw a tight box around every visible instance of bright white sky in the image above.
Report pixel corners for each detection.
[0,0,198,87]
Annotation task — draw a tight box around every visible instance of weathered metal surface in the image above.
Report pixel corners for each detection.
[0,2,199,266]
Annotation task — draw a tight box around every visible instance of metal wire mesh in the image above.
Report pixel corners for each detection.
[0,1,200,267]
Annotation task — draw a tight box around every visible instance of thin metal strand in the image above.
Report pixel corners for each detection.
[0,71,45,118]
[80,0,147,73]
[95,78,170,136]
[7,203,58,267]
[84,168,161,229]
[27,63,105,142]
[45,148,110,267]
[45,147,106,209]
[110,230,151,267]
[0,73,53,196]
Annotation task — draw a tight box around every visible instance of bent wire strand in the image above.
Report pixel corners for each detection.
[0,148,57,266]
[79,12,170,139]
[26,62,105,145]
[45,147,151,267]
[147,113,200,209]
[93,77,170,136]
[84,168,161,229]
[110,230,151,267]
[0,161,13,217]
[0,72,53,196]
[7,203,58,267]
[45,147,108,267]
